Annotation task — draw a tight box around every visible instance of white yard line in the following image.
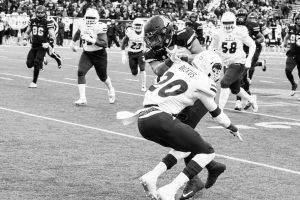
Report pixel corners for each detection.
[0,77,13,80]
[0,106,299,175]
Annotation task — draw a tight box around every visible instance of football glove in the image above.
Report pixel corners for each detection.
[121,50,128,64]
[245,59,251,68]
[81,34,96,44]
[227,124,243,141]
[42,42,50,49]
[69,41,78,52]
[22,39,28,46]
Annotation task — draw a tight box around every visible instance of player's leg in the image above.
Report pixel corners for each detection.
[235,69,248,111]
[219,64,244,110]
[232,79,258,112]
[48,44,62,68]
[91,49,115,104]
[75,52,93,105]
[128,52,140,91]
[138,52,147,91]
[29,48,46,87]
[249,45,262,80]
[285,52,297,96]
[138,112,215,199]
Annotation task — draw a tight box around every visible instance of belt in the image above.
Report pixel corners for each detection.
[139,107,160,117]
[144,104,158,108]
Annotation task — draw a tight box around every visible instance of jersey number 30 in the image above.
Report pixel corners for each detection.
[148,71,188,97]
[222,42,237,53]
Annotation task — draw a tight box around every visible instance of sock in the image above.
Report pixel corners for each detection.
[219,88,230,110]
[237,88,253,103]
[285,70,295,85]
[104,76,113,90]
[33,70,39,83]
[140,70,146,87]
[152,162,167,178]
[78,84,86,99]
[169,172,189,192]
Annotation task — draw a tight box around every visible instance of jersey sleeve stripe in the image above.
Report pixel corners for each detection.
[187,33,196,48]
[210,87,217,93]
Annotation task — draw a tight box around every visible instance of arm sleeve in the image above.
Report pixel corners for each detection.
[121,35,129,50]
[94,33,108,48]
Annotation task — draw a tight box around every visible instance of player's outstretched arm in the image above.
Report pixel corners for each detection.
[198,92,243,141]
[243,36,256,68]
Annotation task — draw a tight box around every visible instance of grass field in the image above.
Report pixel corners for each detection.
[0,45,300,200]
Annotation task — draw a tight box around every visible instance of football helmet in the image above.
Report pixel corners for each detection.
[236,8,247,25]
[144,15,174,52]
[294,13,300,26]
[247,12,259,23]
[192,50,223,82]
[221,12,236,33]
[36,5,46,20]
[84,8,99,27]
[132,18,144,33]
[189,12,197,22]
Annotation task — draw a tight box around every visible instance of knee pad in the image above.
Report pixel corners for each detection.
[231,87,240,95]
[33,60,42,69]
[77,70,85,77]
[26,62,33,68]
[131,70,138,76]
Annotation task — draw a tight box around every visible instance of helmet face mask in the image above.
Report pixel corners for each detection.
[132,18,144,33]
[36,5,46,20]
[84,8,99,27]
[236,9,247,25]
[144,15,173,52]
[295,13,300,26]
[221,12,236,33]
[247,12,258,23]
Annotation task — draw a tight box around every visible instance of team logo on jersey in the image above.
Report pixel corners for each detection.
[225,35,235,41]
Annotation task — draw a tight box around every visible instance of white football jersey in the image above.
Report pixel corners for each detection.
[19,15,29,29]
[211,26,249,65]
[78,20,108,52]
[126,27,145,53]
[143,61,217,115]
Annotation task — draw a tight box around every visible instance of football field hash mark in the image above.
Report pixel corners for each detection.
[0,77,13,80]
[0,106,300,176]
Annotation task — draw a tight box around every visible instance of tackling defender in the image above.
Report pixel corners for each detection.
[23,5,55,88]
[136,51,242,200]
[143,15,226,200]
[121,18,147,92]
[70,8,115,105]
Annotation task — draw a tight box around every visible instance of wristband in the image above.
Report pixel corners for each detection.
[164,58,174,68]
[227,123,238,132]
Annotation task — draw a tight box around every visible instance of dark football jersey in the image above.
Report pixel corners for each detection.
[144,27,196,63]
[29,18,54,46]
[185,21,203,39]
[243,21,261,53]
[288,24,300,54]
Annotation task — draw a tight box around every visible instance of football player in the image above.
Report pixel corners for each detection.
[70,8,115,105]
[282,13,300,97]
[186,12,204,45]
[210,11,258,112]
[42,16,62,69]
[136,51,242,200]
[234,10,265,111]
[121,18,147,92]
[143,15,226,200]
[23,5,55,88]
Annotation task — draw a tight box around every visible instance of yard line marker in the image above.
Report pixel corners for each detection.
[64,78,76,81]
[0,77,13,80]
[259,80,275,84]
[0,106,299,176]
[126,79,139,82]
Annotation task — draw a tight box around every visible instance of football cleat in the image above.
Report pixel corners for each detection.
[43,57,48,65]
[74,98,87,106]
[290,83,297,96]
[157,184,176,200]
[244,101,252,110]
[28,82,37,88]
[108,87,115,104]
[251,95,258,113]
[57,56,62,69]
[180,176,204,200]
[205,162,226,189]
[262,59,267,71]
[140,171,158,200]
[234,100,242,111]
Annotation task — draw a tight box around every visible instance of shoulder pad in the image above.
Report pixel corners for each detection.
[237,26,249,37]
[95,22,107,33]
[125,27,134,36]
[196,73,217,97]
